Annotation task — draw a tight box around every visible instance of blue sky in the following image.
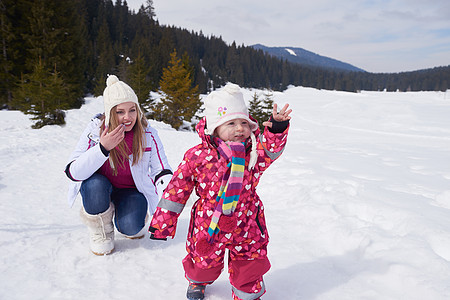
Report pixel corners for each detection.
[127,0,450,73]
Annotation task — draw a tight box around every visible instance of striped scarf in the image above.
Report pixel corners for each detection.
[207,139,246,237]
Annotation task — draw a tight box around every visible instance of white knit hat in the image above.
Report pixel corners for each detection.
[103,75,141,126]
[204,83,258,135]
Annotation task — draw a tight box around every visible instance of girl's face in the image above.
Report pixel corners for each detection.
[114,102,137,132]
[215,118,252,142]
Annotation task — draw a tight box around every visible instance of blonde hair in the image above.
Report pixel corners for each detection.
[101,104,148,175]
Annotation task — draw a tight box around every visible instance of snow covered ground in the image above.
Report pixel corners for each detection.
[1,86,450,299]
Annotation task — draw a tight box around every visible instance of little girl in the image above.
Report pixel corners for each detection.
[149,83,291,300]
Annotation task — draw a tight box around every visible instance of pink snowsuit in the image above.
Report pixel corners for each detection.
[149,117,289,299]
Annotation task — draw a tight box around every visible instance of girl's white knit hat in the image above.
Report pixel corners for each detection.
[204,83,258,135]
[102,75,141,126]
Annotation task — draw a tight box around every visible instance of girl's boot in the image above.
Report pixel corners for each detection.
[80,203,115,255]
[186,282,206,300]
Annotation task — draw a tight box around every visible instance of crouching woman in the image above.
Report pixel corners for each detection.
[65,75,172,255]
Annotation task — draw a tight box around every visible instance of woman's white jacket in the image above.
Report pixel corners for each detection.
[65,115,172,213]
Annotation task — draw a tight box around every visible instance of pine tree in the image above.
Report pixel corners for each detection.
[130,9,159,89]
[248,92,263,130]
[261,90,275,122]
[13,59,70,128]
[128,49,152,110]
[181,51,195,83]
[93,17,115,96]
[21,0,86,102]
[9,0,86,126]
[152,49,201,130]
[140,0,155,19]
[0,0,15,108]
[226,42,244,85]
[248,90,275,131]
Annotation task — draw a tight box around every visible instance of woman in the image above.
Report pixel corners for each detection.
[65,75,172,255]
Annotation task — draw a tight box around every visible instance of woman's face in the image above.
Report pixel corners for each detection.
[113,102,137,132]
[215,118,251,142]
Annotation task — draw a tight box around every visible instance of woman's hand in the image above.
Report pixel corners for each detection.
[262,103,292,128]
[99,124,125,151]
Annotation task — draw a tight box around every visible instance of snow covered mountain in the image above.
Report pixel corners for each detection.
[252,44,365,72]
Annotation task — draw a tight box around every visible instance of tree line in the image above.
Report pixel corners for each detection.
[1,0,448,128]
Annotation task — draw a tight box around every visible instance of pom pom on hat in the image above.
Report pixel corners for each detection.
[106,74,119,86]
[204,83,258,135]
[103,74,141,126]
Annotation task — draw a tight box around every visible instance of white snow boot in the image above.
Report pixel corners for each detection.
[80,203,115,255]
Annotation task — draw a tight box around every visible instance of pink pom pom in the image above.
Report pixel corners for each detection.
[196,237,214,256]
[218,215,237,232]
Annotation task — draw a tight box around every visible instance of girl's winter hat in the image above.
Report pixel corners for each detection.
[204,83,258,135]
[103,75,141,126]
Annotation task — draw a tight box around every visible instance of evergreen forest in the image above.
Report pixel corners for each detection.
[1,0,449,128]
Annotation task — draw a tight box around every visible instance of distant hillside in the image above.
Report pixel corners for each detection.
[252,44,365,72]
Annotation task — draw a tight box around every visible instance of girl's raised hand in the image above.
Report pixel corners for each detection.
[262,103,292,128]
[99,124,125,151]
